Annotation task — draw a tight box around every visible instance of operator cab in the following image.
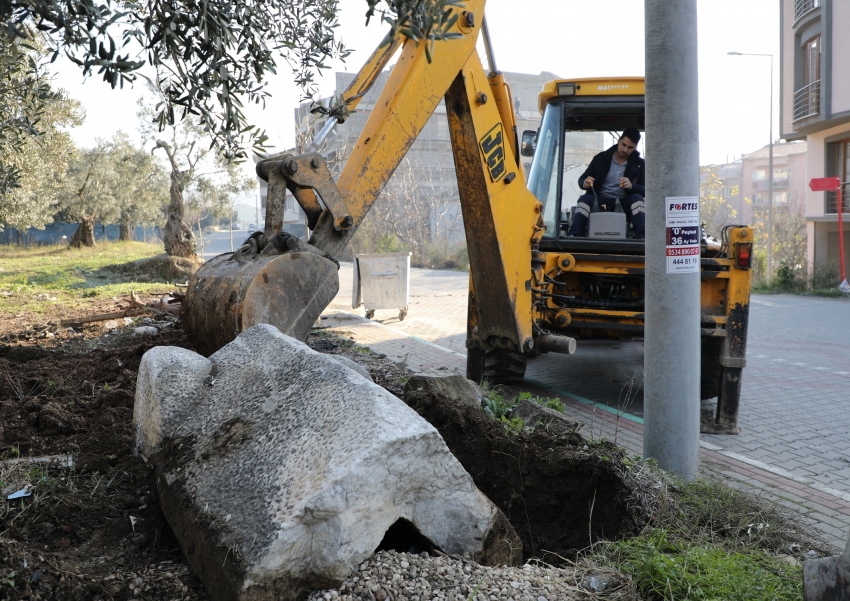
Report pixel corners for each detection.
[524,77,646,254]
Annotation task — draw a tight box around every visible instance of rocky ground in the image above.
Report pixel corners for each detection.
[306,550,634,601]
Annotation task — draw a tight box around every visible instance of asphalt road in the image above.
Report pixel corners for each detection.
[199,229,253,260]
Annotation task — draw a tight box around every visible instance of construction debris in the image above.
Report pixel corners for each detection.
[59,291,183,328]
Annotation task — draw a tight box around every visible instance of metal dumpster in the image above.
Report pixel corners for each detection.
[352,252,411,321]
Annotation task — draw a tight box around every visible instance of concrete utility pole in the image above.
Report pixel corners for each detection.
[643,0,701,480]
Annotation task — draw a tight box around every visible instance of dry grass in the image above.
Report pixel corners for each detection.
[0,242,186,335]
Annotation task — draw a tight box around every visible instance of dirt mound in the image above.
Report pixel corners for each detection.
[103,254,204,283]
[0,328,208,600]
[403,389,667,563]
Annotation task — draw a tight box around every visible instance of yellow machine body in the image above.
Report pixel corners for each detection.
[184,1,754,432]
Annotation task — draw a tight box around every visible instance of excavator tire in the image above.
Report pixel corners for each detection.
[485,349,528,384]
[467,348,528,385]
[466,348,485,383]
[700,337,723,400]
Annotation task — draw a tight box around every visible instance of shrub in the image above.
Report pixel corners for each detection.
[809,260,840,291]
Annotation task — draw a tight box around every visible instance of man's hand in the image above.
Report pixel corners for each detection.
[583,176,595,189]
[618,177,632,190]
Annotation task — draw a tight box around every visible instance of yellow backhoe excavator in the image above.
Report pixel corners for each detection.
[183,0,754,434]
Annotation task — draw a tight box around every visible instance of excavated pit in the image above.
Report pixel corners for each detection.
[403,388,667,563]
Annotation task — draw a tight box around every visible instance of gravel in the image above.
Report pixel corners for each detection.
[305,550,634,601]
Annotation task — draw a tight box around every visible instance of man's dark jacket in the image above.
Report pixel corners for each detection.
[578,144,645,197]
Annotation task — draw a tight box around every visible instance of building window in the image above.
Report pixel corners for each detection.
[773,191,789,206]
[773,168,791,188]
[751,169,768,192]
[794,35,820,121]
[723,185,740,198]
[826,138,850,214]
[752,192,765,205]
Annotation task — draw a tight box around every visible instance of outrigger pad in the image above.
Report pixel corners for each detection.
[183,251,340,356]
[803,527,850,601]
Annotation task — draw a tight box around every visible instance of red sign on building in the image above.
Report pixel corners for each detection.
[809,177,841,192]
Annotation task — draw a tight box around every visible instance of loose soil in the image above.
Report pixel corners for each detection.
[403,390,664,563]
[0,315,783,601]
[0,322,413,601]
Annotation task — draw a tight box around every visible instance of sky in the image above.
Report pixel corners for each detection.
[52,0,780,170]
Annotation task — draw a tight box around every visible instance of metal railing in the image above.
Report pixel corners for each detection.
[825,183,850,214]
[795,0,821,20]
[793,80,820,121]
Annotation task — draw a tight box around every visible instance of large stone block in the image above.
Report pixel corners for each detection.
[402,372,482,410]
[134,325,520,601]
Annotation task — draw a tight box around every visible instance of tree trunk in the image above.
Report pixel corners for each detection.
[70,216,96,248]
[119,222,134,242]
[163,174,197,257]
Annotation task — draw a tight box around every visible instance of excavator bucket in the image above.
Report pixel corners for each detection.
[182,234,339,356]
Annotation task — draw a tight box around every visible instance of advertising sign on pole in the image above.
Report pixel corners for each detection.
[665,196,700,274]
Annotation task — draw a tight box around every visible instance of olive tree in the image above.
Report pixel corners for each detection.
[0,41,83,234]
[60,133,169,247]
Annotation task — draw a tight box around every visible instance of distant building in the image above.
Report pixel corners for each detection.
[780,0,850,271]
[715,160,743,219]
[739,141,808,225]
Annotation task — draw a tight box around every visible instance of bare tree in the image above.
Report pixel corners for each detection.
[700,165,738,237]
[350,152,464,267]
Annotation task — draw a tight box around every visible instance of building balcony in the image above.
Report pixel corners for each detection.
[753,179,790,191]
[793,80,820,121]
[794,0,820,21]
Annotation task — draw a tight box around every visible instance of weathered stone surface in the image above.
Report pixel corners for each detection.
[134,325,520,601]
[329,355,373,382]
[403,372,481,409]
[510,400,583,436]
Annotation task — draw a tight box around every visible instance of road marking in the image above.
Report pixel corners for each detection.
[753,354,770,359]
[718,451,850,504]
[772,358,786,362]
[751,298,780,307]
[837,371,850,376]
[792,362,807,367]
[524,379,644,425]
[699,441,724,451]
[814,367,829,371]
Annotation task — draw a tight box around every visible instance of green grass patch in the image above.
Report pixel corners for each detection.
[0,242,174,320]
[599,530,801,601]
[588,478,822,600]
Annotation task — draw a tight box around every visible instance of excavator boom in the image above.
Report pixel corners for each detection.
[184,0,560,362]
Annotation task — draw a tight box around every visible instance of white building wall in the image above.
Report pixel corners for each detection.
[832,1,850,114]
[780,0,797,136]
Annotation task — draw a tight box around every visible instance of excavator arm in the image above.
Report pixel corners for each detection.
[184,0,575,373]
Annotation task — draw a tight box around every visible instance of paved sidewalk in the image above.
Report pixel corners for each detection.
[323,263,850,550]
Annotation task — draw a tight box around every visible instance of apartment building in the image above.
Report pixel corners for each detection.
[780,0,850,270]
[739,141,808,225]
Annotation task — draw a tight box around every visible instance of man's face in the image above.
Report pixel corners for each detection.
[617,136,637,159]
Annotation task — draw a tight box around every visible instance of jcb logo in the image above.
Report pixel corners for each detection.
[480,124,505,182]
